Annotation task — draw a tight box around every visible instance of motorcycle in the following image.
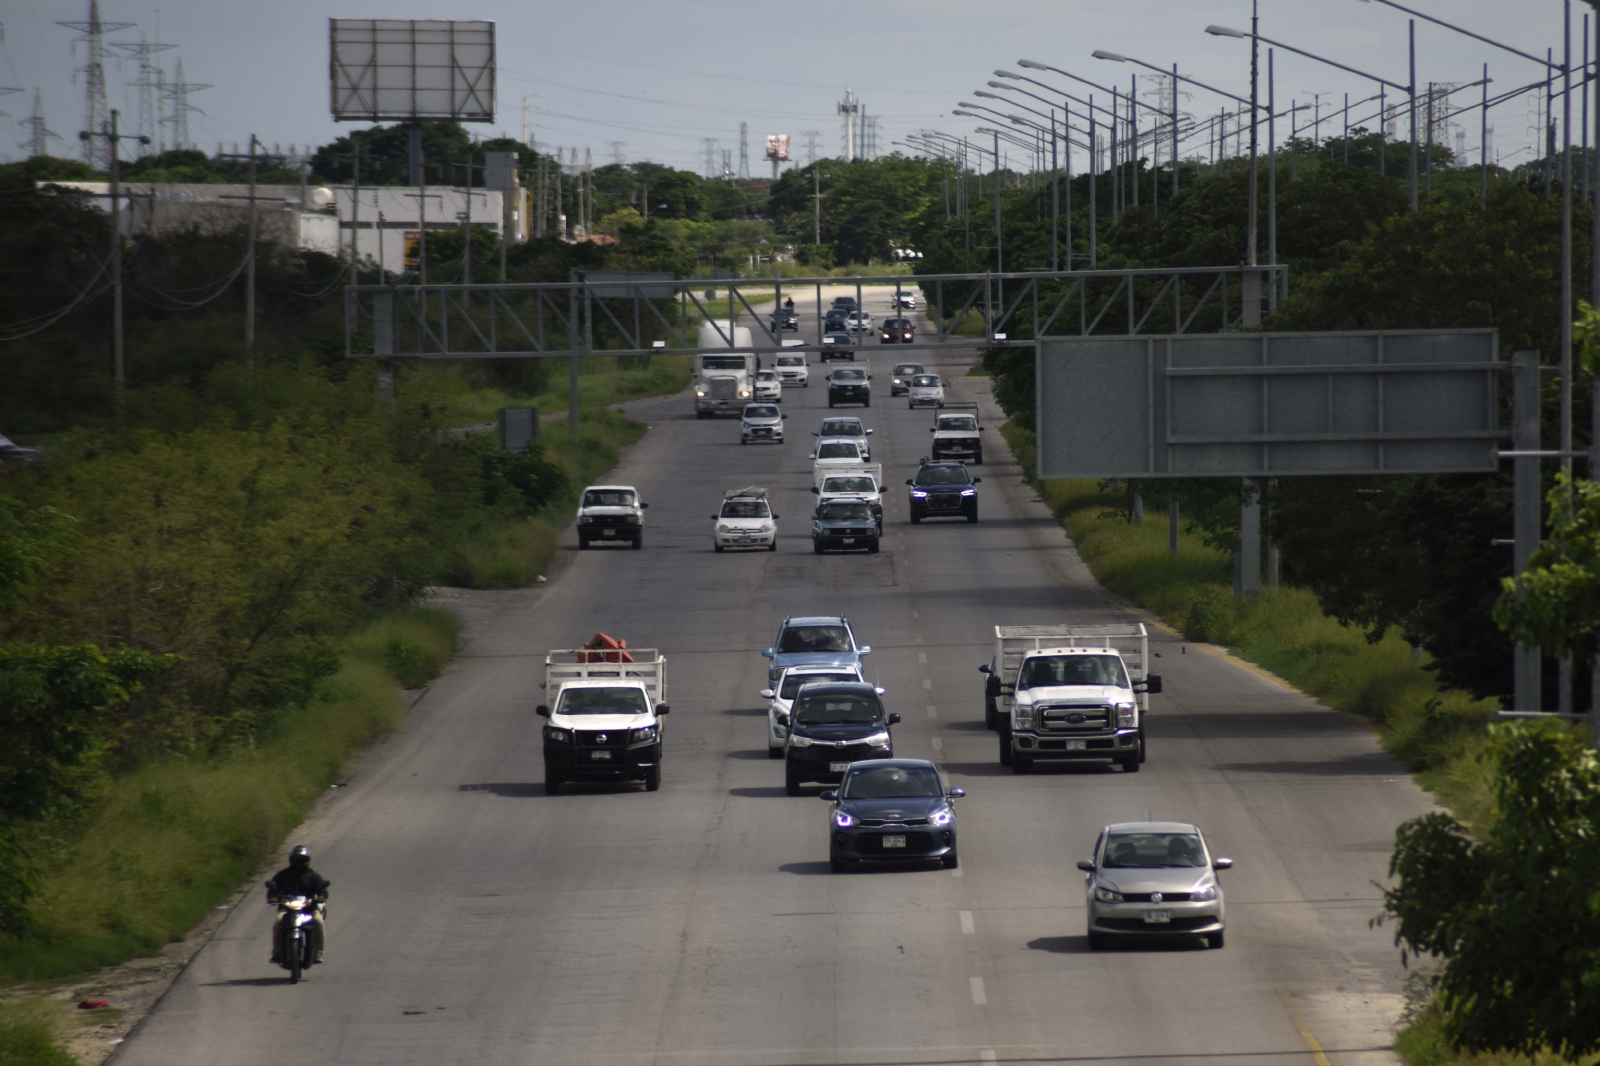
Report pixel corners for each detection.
[265,885,324,983]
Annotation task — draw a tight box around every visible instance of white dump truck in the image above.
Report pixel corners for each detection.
[537,640,668,793]
[695,323,756,418]
[979,624,1161,774]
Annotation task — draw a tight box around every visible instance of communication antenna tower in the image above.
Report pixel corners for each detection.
[114,33,176,151]
[837,84,859,162]
[20,89,63,157]
[57,0,135,169]
[738,121,750,179]
[161,57,210,151]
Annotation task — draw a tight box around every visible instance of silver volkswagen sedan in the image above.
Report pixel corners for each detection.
[1078,821,1232,950]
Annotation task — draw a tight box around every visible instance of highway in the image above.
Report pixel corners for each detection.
[113,286,1431,1066]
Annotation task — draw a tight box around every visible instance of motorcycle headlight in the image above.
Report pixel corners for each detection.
[1095,885,1124,903]
[545,727,570,742]
[930,807,953,826]
[1116,701,1137,727]
[1190,884,1218,902]
[630,726,657,743]
[863,731,891,748]
[789,734,813,748]
[834,809,857,829]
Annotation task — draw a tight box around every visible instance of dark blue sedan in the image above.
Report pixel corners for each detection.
[822,759,964,871]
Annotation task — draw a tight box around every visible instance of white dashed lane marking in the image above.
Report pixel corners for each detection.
[931,737,943,751]
[923,679,933,690]
[960,910,975,935]
[918,652,928,664]
[927,705,938,718]
[970,977,987,1005]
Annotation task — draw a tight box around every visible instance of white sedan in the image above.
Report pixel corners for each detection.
[761,664,867,755]
[908,373,945,408]
[753,368,782,402]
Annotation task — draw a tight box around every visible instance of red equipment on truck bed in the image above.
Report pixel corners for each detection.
[578,633,635,663]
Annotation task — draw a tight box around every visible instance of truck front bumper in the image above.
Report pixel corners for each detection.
[544,740,661,782]
[1011,729,1138,760]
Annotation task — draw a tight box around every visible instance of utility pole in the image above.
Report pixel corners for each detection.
[78,109,147,408]
[813,163,822,245]
[349,136,361,287]
[246,134,258,369]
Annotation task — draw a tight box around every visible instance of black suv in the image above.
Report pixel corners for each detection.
[827,367,871,407]
[813,500,881,554]
[785,682,900,794]
[906,461,980,523]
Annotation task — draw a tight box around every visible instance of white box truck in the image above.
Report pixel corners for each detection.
[979,624,1161,774]
[536,644,668,793]
[695,323,756,418]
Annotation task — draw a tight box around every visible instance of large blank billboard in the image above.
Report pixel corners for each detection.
[330,19,496,122]
[1036,329,1502,479]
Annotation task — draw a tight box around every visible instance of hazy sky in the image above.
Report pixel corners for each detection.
[0,0,1580,176]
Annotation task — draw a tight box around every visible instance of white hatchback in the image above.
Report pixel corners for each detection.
[761,664,867,754]
[713,493,778,552]
[908,373,945,408]
[775,353,809,387]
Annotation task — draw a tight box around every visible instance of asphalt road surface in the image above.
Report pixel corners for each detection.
[113,287,1431,1066]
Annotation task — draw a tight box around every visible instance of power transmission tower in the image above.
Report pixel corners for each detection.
[721,149,731,179]
[701,137,718,178]
[20,89,62,157]
[162,57,209,151]
[802,130,820,165]
[57,0,134,169]
[114,34,176,152]
[608,140,624,165]
[837,85,859,162]
[738,121,750,179]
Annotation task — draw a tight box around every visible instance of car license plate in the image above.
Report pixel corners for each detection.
[591,750,612,760]
[882,835,906,848]
[1065,739,1087,750]
[1143,910,1171,924]
[842,538,855,544]
[829,761,851,772]
[602,529,616,537]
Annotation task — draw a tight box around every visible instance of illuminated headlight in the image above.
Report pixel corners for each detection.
[1115,701,1137,727]
[626,515,641,525]
[911,490,927,498]
[695,388,706,397]
[718,523,735,533]
[960,488,976,496]
[739,389,751,397]
[862,731,891,748]
[1094,886,1124,903]
[630,726,658,743]
[1190,884,1218,902]
[545,727,570,742]
[789,734,813,748]
[929,807,953,826]
[833,809,857,829]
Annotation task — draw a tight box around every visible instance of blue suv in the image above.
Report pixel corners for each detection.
[762,616,872,682]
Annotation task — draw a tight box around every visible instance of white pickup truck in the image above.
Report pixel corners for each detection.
[537,646,668,793]
[980,624,1161,774]
[811,440,872,489]
[813,467,883,528]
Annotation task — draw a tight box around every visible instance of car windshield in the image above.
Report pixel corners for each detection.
[558,687,648,715]
[824,477,875,493]
[885,319,910,329]
[821,502,872,519]
[700,355,748,370]
[757,371,777,381]
[833,370,865,381]
[582,490,636,507]
[779,671,860,699]
[1102,832,1206,868]
[1017,654,1129,689]
[843,765,943,799]
[821,421,860,435]
[833,298,856,307]
[793,693,882,725]
[894,365,924,376]
[915,466,970,485]
[818,443,859,459]
[778,625,852,653]
[744,405,779,419]
[912,376,940,387]
[826,333,852,343]
[939,417,978,431]
[722,500,770,518]
[777,356,804,366]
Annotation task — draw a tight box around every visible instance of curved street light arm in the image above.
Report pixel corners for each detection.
[1208,26,1409,92]
[1357,0,1560,71]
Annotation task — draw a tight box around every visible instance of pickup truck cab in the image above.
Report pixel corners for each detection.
[814,471,883,529]
[930,404,983,463]
[577,484,647,550]
[763,615,872,682]
[774,353,809,387]
[537,646,669,793]
[814,416,872,460]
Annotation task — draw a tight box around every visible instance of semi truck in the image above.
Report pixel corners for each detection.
[537,640,668,793]
[979,624,1161,774]
[695,323,756,418]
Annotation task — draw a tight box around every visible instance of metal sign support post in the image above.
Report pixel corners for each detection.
[569,277,580,438]
[1512,350,1542,714]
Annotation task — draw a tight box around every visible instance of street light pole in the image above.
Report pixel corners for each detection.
[1249,0,1260,267]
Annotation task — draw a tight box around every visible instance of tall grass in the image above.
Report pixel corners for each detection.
[1,610,457,983]
[0,999,78,1066]
[404,353,693,425]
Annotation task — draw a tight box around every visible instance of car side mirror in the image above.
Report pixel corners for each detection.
[1076,860,1096,872]
[812,431,820,436]
[655,705,670,715]
[811,487,819,494]
[819,789,838,801]
[1136,675,1163,695]
[948,787,966,799]
[760,689,776,700]
[772,514,779,519]
[979,426,986,431]
[929,427,936,432]
[761,648,774,658]
[1213,857,1233,870]
[536,705,550,717]
[858,646,871,655]
[999,684,1015,695]
[809,454,816,460]
[905,479,914,486]
[641,502,649,509]
[978,664,992,675]
[710,515,719,520]
[972,477,982,483]
[865,429,874,434]
[887,712,902,725]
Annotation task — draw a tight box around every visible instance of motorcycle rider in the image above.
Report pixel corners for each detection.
[266,845,329,965]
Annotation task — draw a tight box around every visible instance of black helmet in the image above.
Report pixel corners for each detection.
[288,845,311,868]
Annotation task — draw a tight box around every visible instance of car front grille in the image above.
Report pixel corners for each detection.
[1097,916,1216,932]
[575,730,629,747]
[586,514,634,528]
[856,831,936,854]
[824,527,876,538]
[710,379,737,400]
[1120,892,1194,903]
[1038,705,1113,732]
[857,817,931,828]
[926,494,963,511]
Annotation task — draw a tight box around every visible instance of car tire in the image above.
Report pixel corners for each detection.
[1208,931,1225,949]
[910,513,922,524]
[632,537,643,550]
[1088,933,1107,951]
[867,540,880,554]
[967,511,978,524]
[785,763,802,796]
[768,745,784,759]
[830,856,848,872]
[863,398,870,407]
[985,708,998,731]
[974,452,983,465]
[1013,754,1032,774]
[577,537,588,550]
[544,773,562,795]
[1121,752,1141,773]
[828,399,836,408]
[813,541,823,555]
[1138,728,1147,763]
[768,540,778,552]
[714,543,724,553]
[740,438,747,445]
[998,731,1013,767]
[644,764,661,792]
[941,850,959,870]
